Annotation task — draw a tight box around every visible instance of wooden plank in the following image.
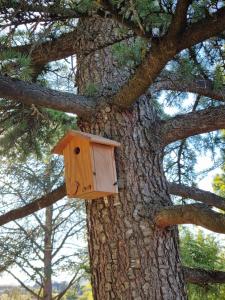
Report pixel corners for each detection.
[67,191,117,200]
[70,137,94,197]
[75,131,121,147]
[52,132,76,154]
[92,143,118,194]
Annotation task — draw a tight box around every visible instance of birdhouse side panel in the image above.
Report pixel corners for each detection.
[92,143,118,194]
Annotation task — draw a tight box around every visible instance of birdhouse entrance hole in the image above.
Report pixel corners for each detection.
[74,147,80,155]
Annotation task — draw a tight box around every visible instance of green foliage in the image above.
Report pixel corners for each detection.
[75,0,96,13]
[213,138,225,197]
[65,0,97,14]
[213,171,225,197]
[77,283,93,300]
[111,0,171,33]
[213,65,225,91]
[0,49,33,81]
[180,227,225,299]
[0,50,77,161]
[172,57,200,81]
[112,37,147,68]
[180,228,224,270]
[0,99,76,160]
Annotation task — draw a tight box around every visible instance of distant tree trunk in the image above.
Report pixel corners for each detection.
[76,18,187,299]
[43,205,53,300]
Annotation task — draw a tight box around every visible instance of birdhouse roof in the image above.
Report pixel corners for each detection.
[52,130,121,155]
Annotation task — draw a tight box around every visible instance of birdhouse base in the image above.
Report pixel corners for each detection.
[67,191,117,200]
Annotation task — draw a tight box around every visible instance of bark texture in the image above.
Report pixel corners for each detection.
[76,18,187,300]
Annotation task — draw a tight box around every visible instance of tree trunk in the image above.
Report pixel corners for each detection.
[43,205,53,300]
[76,18,187,299]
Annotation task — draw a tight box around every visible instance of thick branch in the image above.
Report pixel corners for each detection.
[0,184,66,227]
[12,29,82,66]
[0,75,96,117]
[155,204,225,234]
[112,7,225,108]
[160,105,225,146]
[183,267,225,285]
[153,76,225,102]
[168,0,192,36]
[168,182,225,211]
[8,29,132,68]
[179,7,225,50]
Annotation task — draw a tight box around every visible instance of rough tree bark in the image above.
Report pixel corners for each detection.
[76,18,187,300]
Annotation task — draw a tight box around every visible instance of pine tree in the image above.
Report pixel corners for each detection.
[0,1,225,299]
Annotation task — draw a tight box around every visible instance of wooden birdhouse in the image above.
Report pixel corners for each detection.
[52,130,120,200]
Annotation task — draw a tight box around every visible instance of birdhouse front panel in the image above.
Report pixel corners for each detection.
[63,136,94,198]
[52,130,120,200]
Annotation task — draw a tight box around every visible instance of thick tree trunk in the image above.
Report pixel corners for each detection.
[76,18,187,299]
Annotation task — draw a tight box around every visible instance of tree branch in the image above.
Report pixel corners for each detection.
[168,0,192,36]
[5,28,132,69]
[0,184,66,227]
[0,2,84,19]
[168,182,225,211]
[54,270,81,300]
[153,75,225,102]
[155,204,225,234]
[112,7,225,108]
[6,270,39,299]
[0,75,96,117]
[179,7,225,50]
[183,266,225,285]
[1,1,148,38]
[160,105,225,146]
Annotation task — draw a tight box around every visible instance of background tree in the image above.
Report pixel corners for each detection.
[0,1,225,299]
[0,158,88,300]
[180,227,225,300]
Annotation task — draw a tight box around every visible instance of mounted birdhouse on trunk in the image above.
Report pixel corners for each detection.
[52,130,120,200]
